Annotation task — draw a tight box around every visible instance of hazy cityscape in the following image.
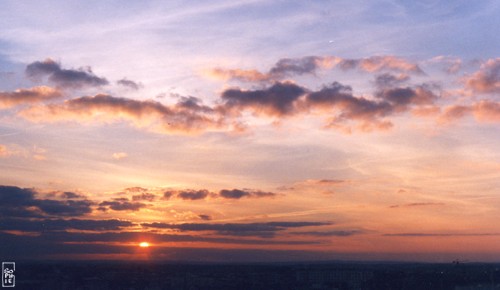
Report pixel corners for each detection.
[1,1,499,289]
[11,261,500,290]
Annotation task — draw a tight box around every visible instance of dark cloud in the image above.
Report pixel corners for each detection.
[141,221,331,238]
[175,96,213,113]
[162,188,276,200]
[221,82,307,116]
[0,218,134,232]
[124,186,148,193]
[35,199,93,216]
[177,189,211,200]
[26,58,109,88]
[98,200,146,211]
[374,73,410,88]
[317,179,344,185]
[0,185,39,218]
[219,189,276,199]
[389,202,445,208]
[269,56,324,77]
[163,190,175,199]
[198,214,212,221]
[0,86,62,108]
[0,185,92,218]
[116,78,142,90]
[375,86,437,109]
[0,231,322,260]
[59,191,84,199]
[384,233,500,237]
[131,192,156,201]
[290,230,363,237]
[219,80,430,132]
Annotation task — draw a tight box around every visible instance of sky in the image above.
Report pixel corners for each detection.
[0,0,499,263]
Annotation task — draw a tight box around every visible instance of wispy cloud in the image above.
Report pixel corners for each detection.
[141,221,331,238]
[116,78,143,90]
[208,55,423,83]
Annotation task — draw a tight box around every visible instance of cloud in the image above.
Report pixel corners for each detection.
[0,86,62,108]
[353,56,424,74]
[112,152,128,160]
[464,58,500,94]
[141,221,331,238]
[26,58,109,88]
[305,82,394,132]
[161,188,277,200]
[290,230,363,237]
[0,218,134,232]
[35,199,93,216]
[131,192,156,201]
[208,68,270,82]
[220,82,307,116]
[389,202,445,208]
[209,55,422,83]
[429,56,463,74]
[0,55,439,135]
[473,100,500,122]
[58,191,84,199]
[116,78,142,90]
[198,214,211,221]
[438,101,500,124]
[316,179,345,185]
[0,230,321,260]
[384,233,500,237]
[177,189,211,200]
[268,56,337,78]
[219,189,276,199]
[218,80,439,133]
[0,185,93,218]
[375,85,437,109]
[98,199,146,211]
[438,104,472,123]
[18,94,226,134]
[374,73,411,88]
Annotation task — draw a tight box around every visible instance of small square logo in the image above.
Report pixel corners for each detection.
[2,262,15,287]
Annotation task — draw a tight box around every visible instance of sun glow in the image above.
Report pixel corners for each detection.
[139,242,150,248]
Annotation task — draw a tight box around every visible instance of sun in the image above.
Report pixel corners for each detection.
[139,242,150,248]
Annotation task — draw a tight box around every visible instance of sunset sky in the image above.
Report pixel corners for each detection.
[1,0,499,262]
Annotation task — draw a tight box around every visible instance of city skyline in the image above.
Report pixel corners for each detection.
[1,0,499,262]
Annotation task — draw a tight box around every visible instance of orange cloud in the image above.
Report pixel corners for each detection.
[438,100,500,124]
[0,86,62,108]
[438,105,472,124]
[357,56,424,74]
[207,68,270,82]
[18,94,230,134]
[473,100,500,122]
[464,58,500,94]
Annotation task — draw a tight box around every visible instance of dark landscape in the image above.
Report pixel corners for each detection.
[12,261,500,290]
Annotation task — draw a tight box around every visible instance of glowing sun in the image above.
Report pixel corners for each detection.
[139,242,150,248]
